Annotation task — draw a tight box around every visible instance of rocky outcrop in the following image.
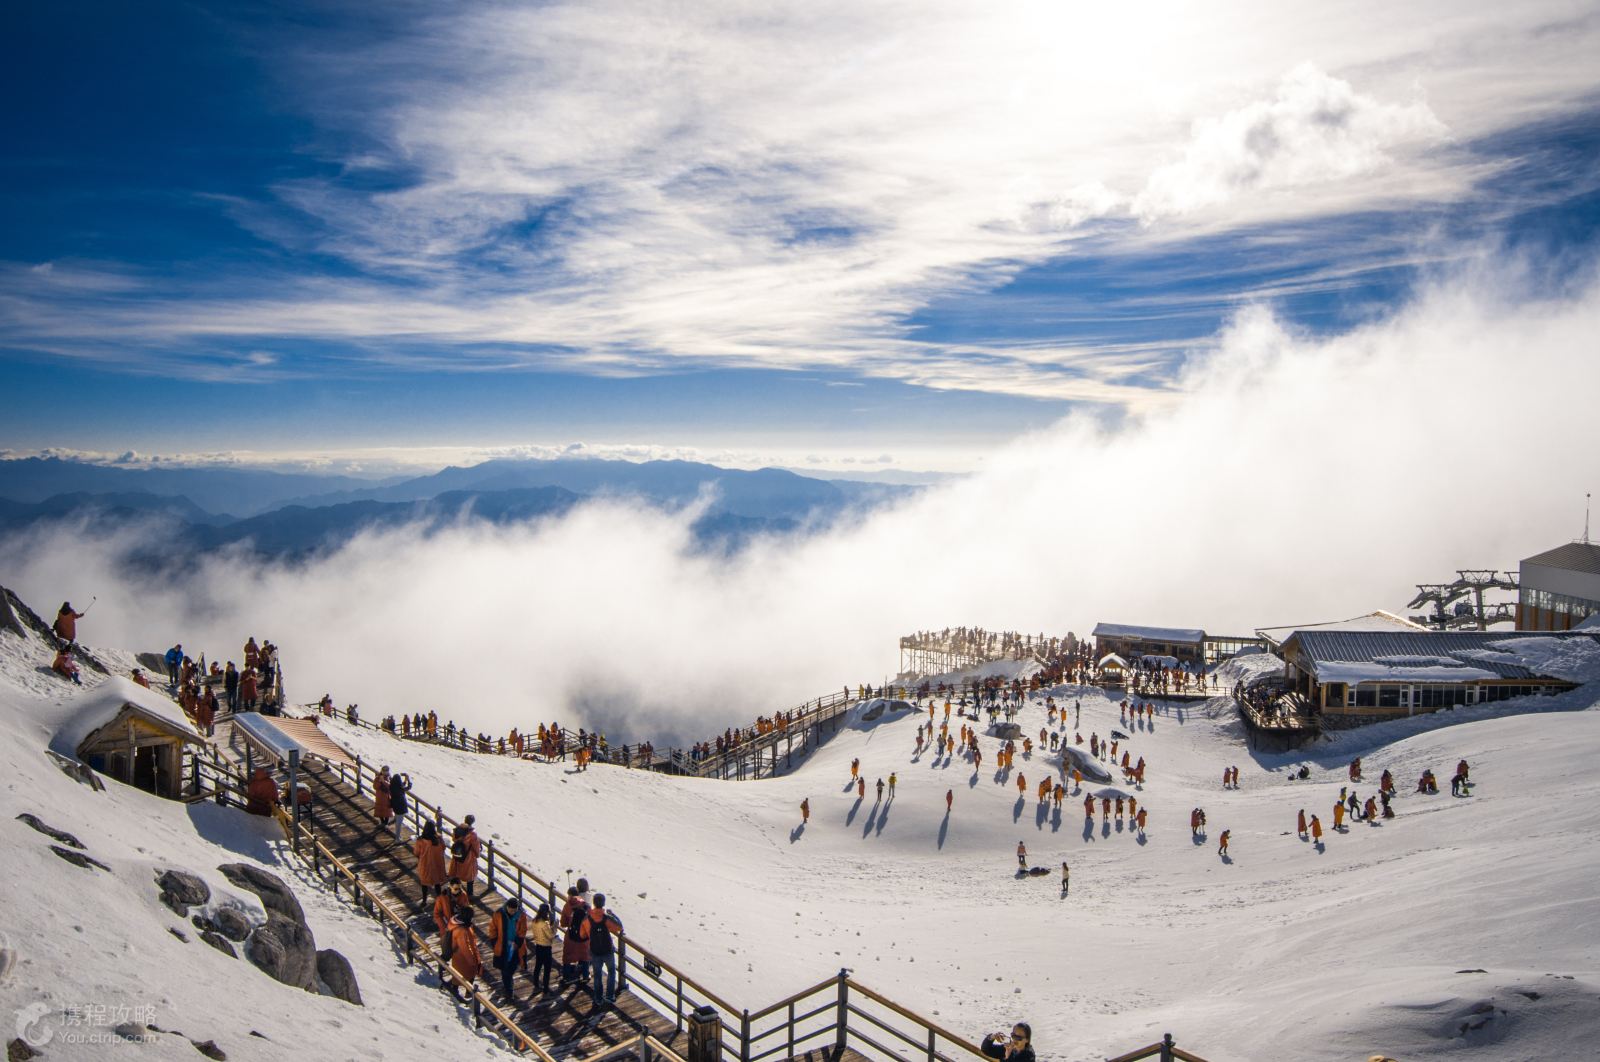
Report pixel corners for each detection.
[16,812,85,849]
[246,913,318,991]
[217,864,304,924]
[315,949,363,1006]
[158,869,211,915]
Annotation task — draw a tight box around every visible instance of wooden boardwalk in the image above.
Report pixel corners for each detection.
[294,759,873,1061]
[300,759,675,1058]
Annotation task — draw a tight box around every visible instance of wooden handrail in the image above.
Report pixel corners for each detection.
[745,974,840,1022]
[846,978,988,1059]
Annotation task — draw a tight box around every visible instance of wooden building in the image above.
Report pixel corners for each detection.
[1278,629,1590,723]
[55,679,204,800]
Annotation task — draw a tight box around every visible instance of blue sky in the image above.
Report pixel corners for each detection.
[3,1,1599,474]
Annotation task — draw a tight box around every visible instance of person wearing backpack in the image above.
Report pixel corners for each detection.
[583,894,625,1004]
[559,886,590,985]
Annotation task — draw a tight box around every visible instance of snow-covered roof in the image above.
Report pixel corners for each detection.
[1283,630,1600,686]
[1256,610,1425,648]
[1093,622,1205,644]
[1097,653,1130,670]
[51,676,202,758]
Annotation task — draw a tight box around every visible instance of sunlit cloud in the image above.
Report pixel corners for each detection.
[6,262,1596,741]
[4,2,1598,401]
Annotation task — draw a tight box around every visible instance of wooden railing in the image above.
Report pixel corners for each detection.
[189,748,685,1062]
[314,753,991,1062]
[299,685,878,782]
[1106,1033,1211,1062]
[190,712,1211,1062]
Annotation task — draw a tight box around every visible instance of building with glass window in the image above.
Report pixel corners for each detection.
[1278,629,1592,726]
[1517,541,1600,631]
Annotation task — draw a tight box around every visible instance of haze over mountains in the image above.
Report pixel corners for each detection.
[0,456,917,561]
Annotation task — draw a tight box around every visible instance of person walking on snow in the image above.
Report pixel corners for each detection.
[946,789,953,813]
[851,758,860,781]
[800,798,810,824]
[1218,830,1230,856]
[1297,809,1307,838]
[1060,863,1069,896]
[1017,841,1027,869]
[876,778,885,802]
[857,778,865,800]
[888,773,897,798]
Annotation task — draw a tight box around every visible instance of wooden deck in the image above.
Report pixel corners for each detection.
[297,760,871,1060]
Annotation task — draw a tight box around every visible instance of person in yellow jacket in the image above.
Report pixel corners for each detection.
[529,902,557,992]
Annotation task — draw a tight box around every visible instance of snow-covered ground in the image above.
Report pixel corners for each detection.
[317,652,1600,1061]
[0,625,500,1061]
[5,611,1600,1061]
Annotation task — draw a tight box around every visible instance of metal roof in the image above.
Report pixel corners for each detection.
[1522,541,1600,576]
[1092,622,1205,644]
[1282,629,1599,682]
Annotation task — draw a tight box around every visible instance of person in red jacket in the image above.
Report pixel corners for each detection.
[245,767,278,816]
[51,647,82,685]
[238,668,259,711]
[560,885,590,985]
[488,896,530,1000]
[434,879,469,955]
[414,821,448,900]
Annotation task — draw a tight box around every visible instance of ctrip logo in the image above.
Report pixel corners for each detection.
[15,1001,55,1048]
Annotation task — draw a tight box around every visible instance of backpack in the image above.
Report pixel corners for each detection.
[451,839,467,863]
[564,901,589,934]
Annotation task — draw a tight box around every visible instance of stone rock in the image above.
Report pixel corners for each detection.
[316,949,363,1006]
[214,907,252,942]
[246,912,318,991]
[200,931,237,959]
[9,1037,40,1061]
[16,812,85,849]
[158,869,211,910]
[191,1040,227,1060]
[52,846,110,872]
[162,891,192,916]
[217,864,304,925]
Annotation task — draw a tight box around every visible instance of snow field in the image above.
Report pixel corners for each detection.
[319,674,1600,1062]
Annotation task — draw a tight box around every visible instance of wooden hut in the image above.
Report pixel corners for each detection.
[54,678,204,800]
[1097,653,1131,685]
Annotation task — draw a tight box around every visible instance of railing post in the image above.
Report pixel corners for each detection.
[788,1001,796,1059]
[739,1009,750,1062]
[675,973,684,1033]
[928,1027,936,1060]
[618,934,629,991]
[486,841,495,891]
[836,969,848,1053]
[1160,1032,1175,1062]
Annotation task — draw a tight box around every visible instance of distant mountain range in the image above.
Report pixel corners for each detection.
[0,457,919,561]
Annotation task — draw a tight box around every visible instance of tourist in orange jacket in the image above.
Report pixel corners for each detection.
[448,909,481,996]
[488,896,530,999]
[414,821,448,898]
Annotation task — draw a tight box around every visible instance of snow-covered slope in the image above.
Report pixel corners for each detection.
[317,668,1600,1062]
[6,606,1600,1061]
[0,625,495,1061]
